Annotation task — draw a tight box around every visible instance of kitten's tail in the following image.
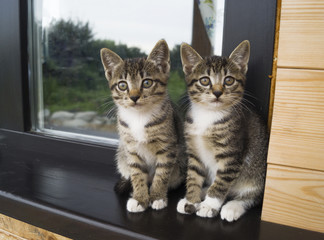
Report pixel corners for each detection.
[114,177,132,195]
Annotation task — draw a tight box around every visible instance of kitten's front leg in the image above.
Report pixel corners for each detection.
[149,150,176,210]
[197,165,240,218]
[126,151,150,212]
[177,152,206,214]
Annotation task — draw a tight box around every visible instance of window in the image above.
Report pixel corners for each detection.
[28,0,225,145]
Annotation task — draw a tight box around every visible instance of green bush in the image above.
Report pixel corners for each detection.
[43,19,186,115]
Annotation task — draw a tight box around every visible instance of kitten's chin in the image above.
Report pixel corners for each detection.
[126,101,144,108]
[210,99,225,109]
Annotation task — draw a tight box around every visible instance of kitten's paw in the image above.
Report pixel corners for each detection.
[151,199,168,210]
[196,196,221,218]
[220,200,246,222]
[126,198,146,213]
[196,202,217,218]
[177,198,198,214]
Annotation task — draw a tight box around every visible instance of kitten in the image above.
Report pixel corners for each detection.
[177,40,268,222]
[100,40,185,212]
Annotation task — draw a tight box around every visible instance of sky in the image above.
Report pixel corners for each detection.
[40,0,194,53]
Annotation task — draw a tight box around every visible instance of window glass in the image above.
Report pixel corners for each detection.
[29,0,224,144]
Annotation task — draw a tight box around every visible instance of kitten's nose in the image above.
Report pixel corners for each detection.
[130,95,140,103]
[213,91,223,98]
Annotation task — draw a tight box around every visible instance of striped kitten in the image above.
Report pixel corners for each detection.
[177,40,268,221]
[100,40,185,212]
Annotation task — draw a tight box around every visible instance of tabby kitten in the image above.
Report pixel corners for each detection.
[100,40,185,212]
[177,40,268,222]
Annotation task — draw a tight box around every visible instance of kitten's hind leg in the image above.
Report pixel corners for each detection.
[220,185,262,222]
[114,177,132,195]
[220,199,253,222]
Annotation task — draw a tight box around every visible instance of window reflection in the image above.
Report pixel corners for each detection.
[30,0,224,142]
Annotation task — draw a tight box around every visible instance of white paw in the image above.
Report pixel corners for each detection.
[126,198,146,213]
[177,198,198,214]
[196,201,217,218]
[151,199,167,210]
[177,198,189,214]
[196,196,222,218]
[220,200,246,222]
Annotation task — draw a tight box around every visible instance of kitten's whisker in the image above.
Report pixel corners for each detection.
[244,90,258,100]
[241,98,255,108]
[236,100,253,114]
[106,105,117,119]
[98,100,115,112]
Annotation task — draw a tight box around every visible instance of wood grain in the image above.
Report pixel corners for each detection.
[0,229,26,240]
[277,0,324,69]
[262,164,324,233]
[0,213,71,240]
[268,68,324,171]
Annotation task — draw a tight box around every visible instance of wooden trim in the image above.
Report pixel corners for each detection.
[0,213,71,240]
[267,0,282,130]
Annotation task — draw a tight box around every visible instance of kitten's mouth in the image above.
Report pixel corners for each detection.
[130,102,142,108]
[212,98,222,103]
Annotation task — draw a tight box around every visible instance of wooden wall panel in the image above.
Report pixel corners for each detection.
[268,68,324,171]
[0,214,71,240]
[277,0,324,69]
[262,164,324,233]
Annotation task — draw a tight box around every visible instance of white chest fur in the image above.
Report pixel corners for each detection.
[189,104,227,184]
[118,106,153,143]
[118,107,158,178]
[194,136,219,184]
[189,104,228,135]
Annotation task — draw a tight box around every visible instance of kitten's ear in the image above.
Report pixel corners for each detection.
[229,40,250,75]
[100,48,123,81]
[147,39,170,73]
[180,43,203,75]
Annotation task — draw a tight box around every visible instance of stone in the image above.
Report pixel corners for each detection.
[75,111,97,122]
[50,111,75,121]
[62,118,89,128]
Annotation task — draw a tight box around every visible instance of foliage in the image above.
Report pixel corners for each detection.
[43,19,185,113]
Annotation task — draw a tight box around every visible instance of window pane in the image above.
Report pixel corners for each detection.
[29,0,224,143]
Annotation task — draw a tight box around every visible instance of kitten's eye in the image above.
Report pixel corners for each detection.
[224,77,235,86]
[118,81,128,91]
[142,79,153,88]
[199,77,210,86]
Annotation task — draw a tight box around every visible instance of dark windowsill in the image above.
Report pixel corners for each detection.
[0,129,323,240]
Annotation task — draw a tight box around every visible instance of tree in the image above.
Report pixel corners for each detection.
[47,20,93,67]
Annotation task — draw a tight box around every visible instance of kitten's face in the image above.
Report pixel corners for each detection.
[181,41,250,111]
[100,40,170,110]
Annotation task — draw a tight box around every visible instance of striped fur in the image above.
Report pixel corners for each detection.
[101,40,186,212]
[177,41,268,221]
